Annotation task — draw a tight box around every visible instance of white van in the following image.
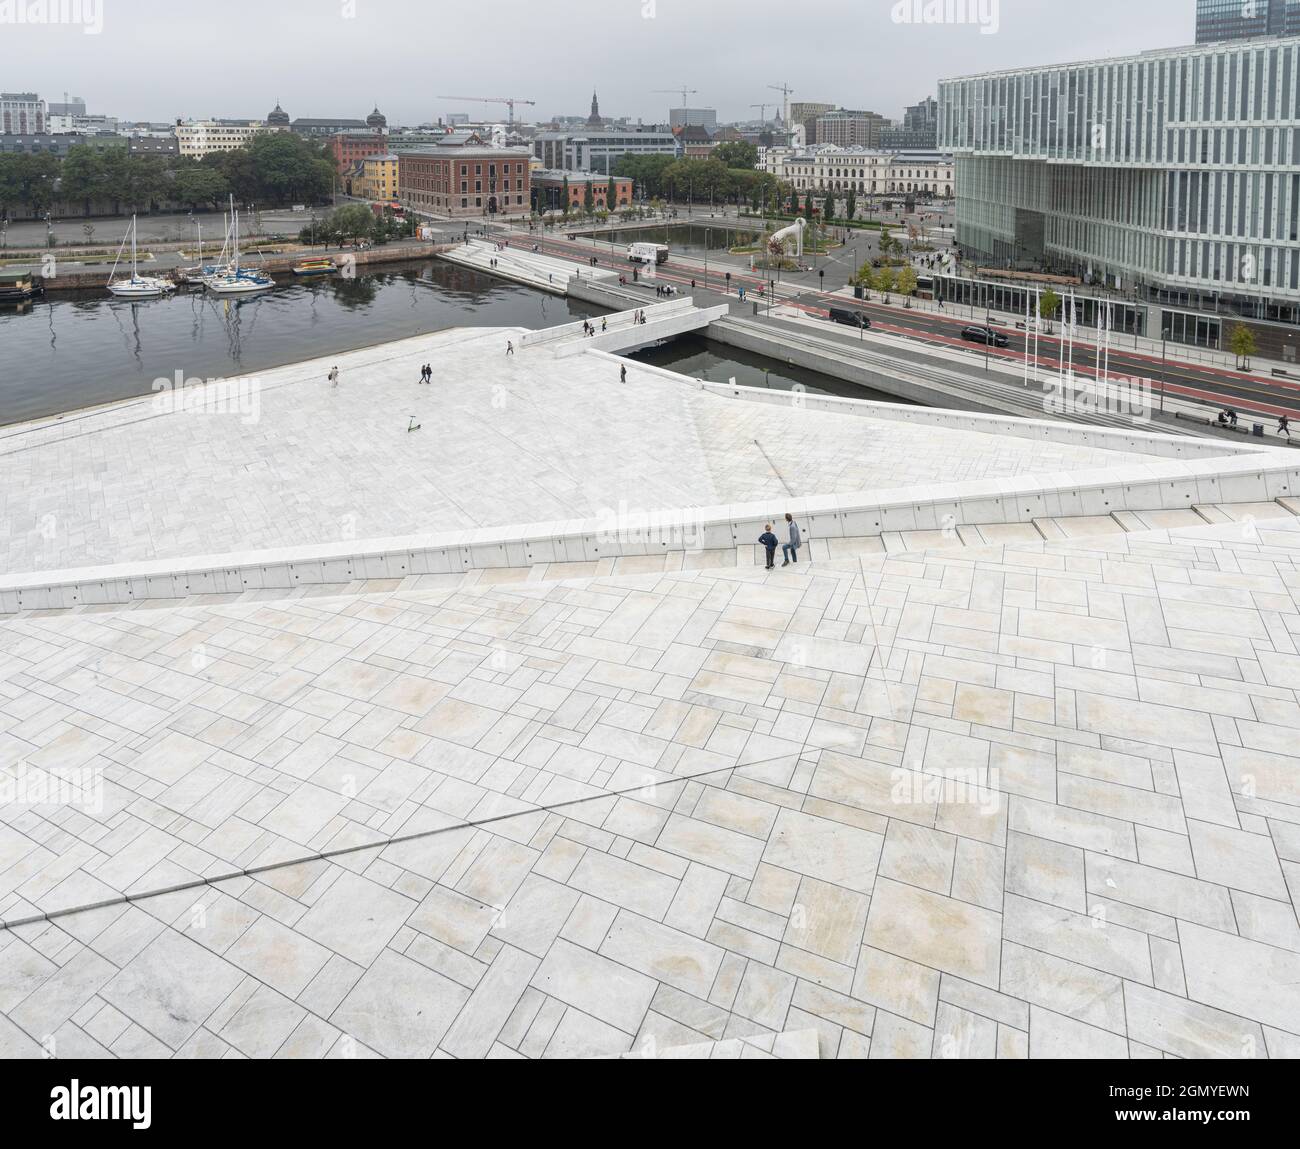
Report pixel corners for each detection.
[627,242,669,265]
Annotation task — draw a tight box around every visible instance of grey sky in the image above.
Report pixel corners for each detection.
[1,0,1193,125]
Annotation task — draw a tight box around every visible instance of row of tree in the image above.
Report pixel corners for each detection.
[297,203,415,247]
[0,132,336,220]
[612,153,791,213]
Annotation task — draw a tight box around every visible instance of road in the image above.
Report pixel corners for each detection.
[493,226,1300,424]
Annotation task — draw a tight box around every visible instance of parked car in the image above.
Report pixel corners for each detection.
[960,325,1009,348]
[828,307,871,329]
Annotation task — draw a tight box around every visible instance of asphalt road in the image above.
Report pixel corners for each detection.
[499,227,1299,423]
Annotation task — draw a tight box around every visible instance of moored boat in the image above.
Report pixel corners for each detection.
[206,204,275,294]
[106,216,175,298]
[0,270,44,303]
[292,257,337,276]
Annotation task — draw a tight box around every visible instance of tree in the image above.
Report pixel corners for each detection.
[712,140,758,170]
[172,164,229,212]
[845,188,857,223]
[325,203,376,245]
[896,266,918,306]
[607,176,617,210]
[876,265,897,299]
[60,145,102,216]
[583,180,595,216]
[561,175,569,214]
[1229,323,1258,370]
[1038,288,1062,332]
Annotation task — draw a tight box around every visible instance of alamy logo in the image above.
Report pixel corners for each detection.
[0,0,103,34]
[50,1081,151,1129]
[891,0,1000,34]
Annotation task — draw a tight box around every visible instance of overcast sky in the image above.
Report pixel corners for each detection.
[1,0,1194,125]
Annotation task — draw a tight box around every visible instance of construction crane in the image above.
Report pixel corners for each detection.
[437,95,536,128]
[653,86,698,108]
[768,82,794,145]
[750,103,769,125]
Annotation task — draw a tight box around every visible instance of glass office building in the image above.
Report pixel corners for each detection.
[938,38,1300,327]
[1196,0,1300,44]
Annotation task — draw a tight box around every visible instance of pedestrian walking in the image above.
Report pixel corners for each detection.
[781,513,802,566]
[328,366,339,387]
[620,364,627,384]
[601,317,607,332]
[506,340,514,356]
[1280,415,1292,439]
[759,524,779,570]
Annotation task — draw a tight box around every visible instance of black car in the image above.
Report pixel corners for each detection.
[828,307,871,329]
[960,325,1009,348]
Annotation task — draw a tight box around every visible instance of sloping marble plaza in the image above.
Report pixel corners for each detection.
[2,320,1300,1059]
[0,324,1157,573]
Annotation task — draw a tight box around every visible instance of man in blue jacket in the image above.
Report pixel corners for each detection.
[759,524,779,570]
[782,513,802,566]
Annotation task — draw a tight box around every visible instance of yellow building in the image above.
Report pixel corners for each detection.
[356,153,400,201]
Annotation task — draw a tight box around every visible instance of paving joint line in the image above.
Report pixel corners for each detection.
[0,744,815,934]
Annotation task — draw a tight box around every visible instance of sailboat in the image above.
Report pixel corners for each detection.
[106,216,176,298]
[206,204,275,295]
[176,217,220,285]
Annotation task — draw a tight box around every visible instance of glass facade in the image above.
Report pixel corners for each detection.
[938,38,1300,317]
[1195,0,1300,44]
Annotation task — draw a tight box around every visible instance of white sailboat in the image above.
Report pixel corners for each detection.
[176,217,220,285]
[106,215,176,298]
[206,205,275,295]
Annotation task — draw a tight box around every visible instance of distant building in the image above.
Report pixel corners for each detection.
[266,103,291,131]
[50,112,119,135]
[398,145,531,217]
[446,113,470,126]
[532,127,678,174]
[355,153,400,201]
[128,135,179,157]
[46,96,86,119]
[586,91,605,128]
[669,107,717,131]
[175,119,268,158]
[0,132,125,157]
[1195,0,1300,42]
[531,169,633,212]
[1,92,45,135]
[880,96,937,150]
[789,101,834,144]
[292,116,369,138]
[814,109,886,149]
[764,144,952,199]
[676,124,716,158]
[329,131,389,174]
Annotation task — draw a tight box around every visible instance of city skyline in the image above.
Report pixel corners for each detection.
[0,0,1193,126]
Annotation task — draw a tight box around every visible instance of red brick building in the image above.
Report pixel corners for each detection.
[330,131,389,175]
[397,146,530,217]
[531,171,633,213]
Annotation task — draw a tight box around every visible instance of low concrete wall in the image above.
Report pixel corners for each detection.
[5,431,1295,613]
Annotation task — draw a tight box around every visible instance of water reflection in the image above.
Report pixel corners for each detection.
[0,259,603,425]
[629,333,909,405]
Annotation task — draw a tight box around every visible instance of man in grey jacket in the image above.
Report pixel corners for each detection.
[782,513,801,566]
